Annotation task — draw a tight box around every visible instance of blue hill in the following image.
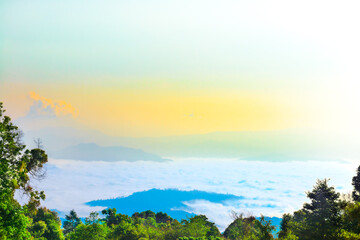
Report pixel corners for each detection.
[87,188,244,220]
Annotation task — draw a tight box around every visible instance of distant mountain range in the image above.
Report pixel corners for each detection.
[51,143,170,162]
[19,123,359,161]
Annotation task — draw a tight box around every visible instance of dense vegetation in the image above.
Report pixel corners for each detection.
[1,101,360,239]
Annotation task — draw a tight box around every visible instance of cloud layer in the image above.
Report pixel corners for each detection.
[28,158,357,230]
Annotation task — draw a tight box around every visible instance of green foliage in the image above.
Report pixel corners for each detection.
[342,202,360,236]
[353,166,360,202]
[337,165,360,240]
[102,208,132,227]
[280,179,344,240]
[278,213,291,239]
[107,218,141,240]
[180,216,210,239]
[63,210,81,235]
[278,231,298,240]
[0,102,49,239]
[65,211,108,239]
[155,211,174,223]
[65,210,223,240]
[223,214,274,240]
[0,194,31,240]
[340,230,360,240]
[132,210,156,220]
[181,215,221,239]
[66,222,109,240]
[162,219,183,240]
[28,207,64,240]
[30,220,47,239]
[178,237,222,240]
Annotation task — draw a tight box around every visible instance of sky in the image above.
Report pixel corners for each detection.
[2,0,360,228]
[1,0,360,138]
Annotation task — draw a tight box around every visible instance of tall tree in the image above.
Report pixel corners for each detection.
[352,166,360,202]
[290,179,343,240]
[63,210,82,235]
[278,213,292,239]
[0,102,48,239]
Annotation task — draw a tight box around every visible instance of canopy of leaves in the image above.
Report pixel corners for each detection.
[223,214,274,240]
[0,102,50,239]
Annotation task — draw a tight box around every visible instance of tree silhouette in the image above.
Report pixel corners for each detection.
[352,166,360,202]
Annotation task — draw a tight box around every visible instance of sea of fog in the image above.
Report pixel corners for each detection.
[22,158,358,231]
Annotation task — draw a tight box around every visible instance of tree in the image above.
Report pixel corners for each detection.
[223,214,275,240]
[278,213,292,239]
[155,211,173,224]
[180,215,210,239]
[63,210,81,235]
[29,207,64,240]
[0,102,48,239]
[353,166,360,202]
[278,231,299,240]
[183,215,221,238]
[286,179,343,240]
[29,220,47,239]
[66,223,109,240]
[67,212,109,240]
[102,208,131,227]
[132,210,156,220]
[339,202,360,239]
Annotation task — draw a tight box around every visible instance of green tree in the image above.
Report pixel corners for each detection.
[107,219,139,240]
[180,215,215,239]
[339,202,360,239]
[163,219,183,240]
[29,220,47,239]
[29,207,64,240]
[0,102,48,239]
[66,223,109,240]
[132,210,156,220]
[287,179,343,240]
[223,214,274,240]
[63,210,81,235]
[102,208,131,227]
[353,166,360,202]
[184,215,221,238]
[67,211,109,240]
[155,211,173,224]
[339,230,360,240]
[278,231,298,240]
[278,213,292,239]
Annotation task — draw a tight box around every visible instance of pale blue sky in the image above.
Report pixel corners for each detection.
[1,0,360,137]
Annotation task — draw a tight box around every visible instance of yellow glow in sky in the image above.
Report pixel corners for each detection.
[1,0,360,138]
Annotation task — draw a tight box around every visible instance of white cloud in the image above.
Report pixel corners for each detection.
[28,158,357,229]
[28,92,78,118]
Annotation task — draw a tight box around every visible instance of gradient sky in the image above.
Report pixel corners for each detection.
[1,0,360,137]
[3,1,360,226]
